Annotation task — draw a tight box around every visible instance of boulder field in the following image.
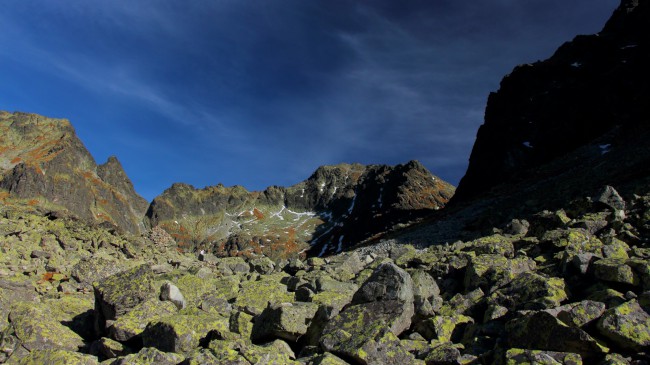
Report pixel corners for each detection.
[0,185,649,364]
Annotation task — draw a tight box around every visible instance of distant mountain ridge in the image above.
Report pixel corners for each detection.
[147,161,454,258]
[0,111,455,258]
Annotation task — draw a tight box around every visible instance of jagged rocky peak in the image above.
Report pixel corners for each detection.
[454,0,650,203]
[146,160,455,259]
[0,111,148,234]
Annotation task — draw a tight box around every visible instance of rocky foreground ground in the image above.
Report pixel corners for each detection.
[0,184,649,364]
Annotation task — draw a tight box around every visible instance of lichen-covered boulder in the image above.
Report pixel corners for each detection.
[597,299,650,351]
[179,348,222,365]
[626,258,650,290]
[490,272,568,310]
[320,263,417,365]
[409,269,442,320]
[142,313,230,353]
[545,300,606,328]
[11,349,100,365]
[414,314,474,343]
[174,274,223,308]
[305,352,350,365]
[252,301,320,342]
[92,337,131,359]
[70,254,132,288]
[593,258,639,286]
[234,276,294,315]
[424,342,461,365]
[464,234,516,257]
[324,252,366,282]
[206,339,253,364]
[215,257,250,275]
[350,262,415,335]
[506,311,608,358]
[239,339,299,364]
[464,254,536,291]
[93,264,155,333]
[504,348,582,365]
[107,347,185,365]
[250,256,275,274]
[8,301,86,352]
[229,310,254,339]
[109,298,178,342]
[320,310,416,365]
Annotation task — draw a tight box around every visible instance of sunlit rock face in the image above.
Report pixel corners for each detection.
[0,111,148,234]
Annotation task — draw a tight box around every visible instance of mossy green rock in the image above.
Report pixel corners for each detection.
[239,339,299,365]
[549,300,606,328]
[206,339,251,364]
[174,274,221,308]
[107,347,185,365]
[12,349,99,365]
[109,298,178,341]
[626,258,650,290]
[465,234,515,257]
[94,264,155,332]
[424,342,461,365]
[351,262,415,335]
[234,277,294,315]
[71,254,131,288]
[413,314,473,342]
[592,259,639,286]
[252,301,319,342]
[229,311,253,338]
[306,352,350,365]
[179,348,222,365]
[504,348,582,365]
[506,311,608,358]
[464,254,536,291]
[142,313,230,353]
[8,301,86,352]
[321,321,415,365]
[596,299,650,351]
[491,272,567,310]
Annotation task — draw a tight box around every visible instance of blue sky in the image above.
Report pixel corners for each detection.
[0,1,618,201]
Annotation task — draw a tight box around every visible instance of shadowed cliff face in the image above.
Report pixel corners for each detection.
[0,111,148,234]
[146,161,455,259]
[454,0,650,204]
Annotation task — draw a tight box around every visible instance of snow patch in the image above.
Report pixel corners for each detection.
[318,243,329,257]
[348,194,356,214]
[312,226,334,244]
[523,141,533,148]
[270,206,285,220]
[336,236,344,253]
[378,188,384,209]
[599,144,612,155]
[300,189,304,198]
[319,182,325,193]
[571,62,582,68]
[621,44,638,49]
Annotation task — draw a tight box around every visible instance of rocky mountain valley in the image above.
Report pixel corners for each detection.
[0,0,649,364]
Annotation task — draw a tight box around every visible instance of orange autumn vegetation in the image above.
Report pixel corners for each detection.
[10,156,21,164]
[253,208,265,220]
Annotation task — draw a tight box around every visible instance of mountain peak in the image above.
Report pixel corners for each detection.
[0,111,148,234]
